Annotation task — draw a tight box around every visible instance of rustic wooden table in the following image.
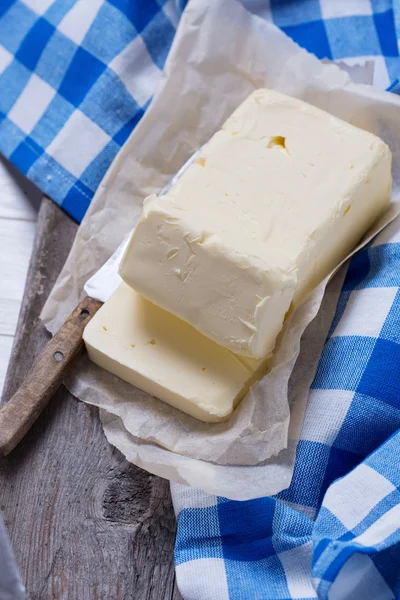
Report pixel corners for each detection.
[0,197,181,600]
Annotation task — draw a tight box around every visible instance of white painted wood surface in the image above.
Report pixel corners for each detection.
[0,158,40,395]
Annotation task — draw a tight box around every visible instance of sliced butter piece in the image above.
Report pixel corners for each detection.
[119,88,392,359]
[83,282,263,422]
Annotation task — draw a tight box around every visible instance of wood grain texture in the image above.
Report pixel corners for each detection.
[0,219,37,337]
[0,296,103,456]
[0,197,181,600]
[0,336,13,394]
[0,156,40,221]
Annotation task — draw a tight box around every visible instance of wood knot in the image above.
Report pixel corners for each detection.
[102,465,152,524]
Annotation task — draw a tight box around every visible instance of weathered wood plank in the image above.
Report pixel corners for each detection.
[0,197,181,600]
[0,336,14,395]
[0,218,36,337]
[1,197,75,394]
[0,156,40,221]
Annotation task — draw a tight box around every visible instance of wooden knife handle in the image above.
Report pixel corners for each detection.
[0,296,103,457]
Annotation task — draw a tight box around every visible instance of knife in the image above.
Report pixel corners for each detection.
[0,148,202,456]
[0,242,122,457]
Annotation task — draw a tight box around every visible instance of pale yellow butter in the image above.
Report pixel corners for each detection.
[83,283,263,422]
[120,89,391,359]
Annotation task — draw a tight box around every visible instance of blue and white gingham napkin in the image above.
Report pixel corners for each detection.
[172,217,400,599]
[1,1,400,598]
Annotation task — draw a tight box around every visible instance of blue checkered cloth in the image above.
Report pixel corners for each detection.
[1,1,400,599]
[172,220,400,599]
[0,0,400,221]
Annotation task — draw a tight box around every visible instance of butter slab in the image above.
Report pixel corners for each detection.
[120,89,391,358]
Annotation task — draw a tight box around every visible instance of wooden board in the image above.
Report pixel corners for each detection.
[0,197,181,600]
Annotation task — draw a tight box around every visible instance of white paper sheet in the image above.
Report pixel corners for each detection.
[41,0,400,499]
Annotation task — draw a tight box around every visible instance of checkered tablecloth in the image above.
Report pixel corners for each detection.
[1,2,400,599]
[172,218,400,599]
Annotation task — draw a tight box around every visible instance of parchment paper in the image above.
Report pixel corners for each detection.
[41,0,400,499]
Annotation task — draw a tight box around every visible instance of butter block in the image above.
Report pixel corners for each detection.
[120,89,391,358]
[83,282,263,422]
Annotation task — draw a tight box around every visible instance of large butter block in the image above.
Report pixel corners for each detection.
[83,283,263,422]
[120,89,391,358]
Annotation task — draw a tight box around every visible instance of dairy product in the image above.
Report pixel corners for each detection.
[83,283,263,422]
[119,89,392,358]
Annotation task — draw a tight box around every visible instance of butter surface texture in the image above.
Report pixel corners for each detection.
[83,283,262,422]
[120,89,391,358]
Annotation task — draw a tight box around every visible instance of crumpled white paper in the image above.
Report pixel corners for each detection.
[41,0,400,499]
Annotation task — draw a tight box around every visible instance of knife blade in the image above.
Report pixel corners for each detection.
[83,145,202,303]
